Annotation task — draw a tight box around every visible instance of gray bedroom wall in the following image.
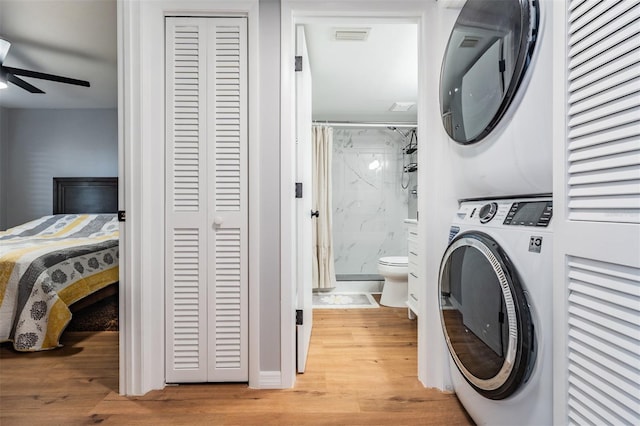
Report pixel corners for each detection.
[0,107,8,230]
[5,108,118,228]
[259,0,282,373]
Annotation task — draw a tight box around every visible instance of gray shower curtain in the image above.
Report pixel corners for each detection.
[312,126,336,290]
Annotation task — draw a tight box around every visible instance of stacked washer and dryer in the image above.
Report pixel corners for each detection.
[437,0,554,424]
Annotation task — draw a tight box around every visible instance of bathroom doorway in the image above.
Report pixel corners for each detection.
[292,15,420,377]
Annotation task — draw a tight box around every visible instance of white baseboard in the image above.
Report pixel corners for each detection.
[251,371,285,389]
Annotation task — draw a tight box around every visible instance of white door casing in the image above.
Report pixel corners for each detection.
[295,24,313,374]
[165,16,248,383]
[280,2,440,390]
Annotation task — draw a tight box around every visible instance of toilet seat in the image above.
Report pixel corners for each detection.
[378,256,408,267]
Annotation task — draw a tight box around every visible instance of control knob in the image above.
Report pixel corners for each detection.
[479,202,498,223]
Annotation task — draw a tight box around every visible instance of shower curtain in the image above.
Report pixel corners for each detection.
[312,126,336,290]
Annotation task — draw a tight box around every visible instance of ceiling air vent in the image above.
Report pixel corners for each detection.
[389,102,415,112]
[459,36,480,48]
[333,28,371,41]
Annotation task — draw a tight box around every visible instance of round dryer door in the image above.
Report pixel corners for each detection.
[439,0,540,144]
[439,232,535,400]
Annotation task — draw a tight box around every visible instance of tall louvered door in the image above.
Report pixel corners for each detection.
[165,17,248,383]
[555,1,640,424]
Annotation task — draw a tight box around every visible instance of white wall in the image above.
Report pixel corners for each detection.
[0,107,8,230]
[416,1,461,391]
[4,108,118,228]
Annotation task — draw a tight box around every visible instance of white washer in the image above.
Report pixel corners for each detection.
[440,0,553,198]
[439,197,552,425]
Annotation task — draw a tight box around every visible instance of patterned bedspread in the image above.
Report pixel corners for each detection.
[0,214,119,351]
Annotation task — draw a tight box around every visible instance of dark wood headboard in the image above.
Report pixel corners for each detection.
[53,177,118,214]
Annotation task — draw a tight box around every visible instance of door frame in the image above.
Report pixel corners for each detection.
[280,0,451,390]
[119,0,260,395]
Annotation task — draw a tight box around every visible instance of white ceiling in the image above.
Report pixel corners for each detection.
[303,21,418,123]
[0,0,117,109]
[0,3,417,120]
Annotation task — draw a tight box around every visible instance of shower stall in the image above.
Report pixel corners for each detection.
[331,125,417,281]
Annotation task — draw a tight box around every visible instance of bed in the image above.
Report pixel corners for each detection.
[0,177,119,351]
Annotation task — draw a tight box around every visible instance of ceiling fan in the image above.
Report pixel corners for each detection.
[0,38,90,93]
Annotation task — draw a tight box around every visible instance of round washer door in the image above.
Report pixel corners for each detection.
[439,0,540,144]
[439,231,535,400]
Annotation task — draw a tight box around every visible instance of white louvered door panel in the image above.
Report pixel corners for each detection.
[566,0,640,224]
[166,17,247,383]
[555,2,640,424]
[166,20,208,383]
[206,20,247,382]
[567,257,640,424]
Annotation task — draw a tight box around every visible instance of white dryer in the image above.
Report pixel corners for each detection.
[439,197,553,425]
[439,0,553,198]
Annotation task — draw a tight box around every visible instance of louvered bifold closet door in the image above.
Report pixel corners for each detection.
[165,17,248,383]
[561,1,640,424]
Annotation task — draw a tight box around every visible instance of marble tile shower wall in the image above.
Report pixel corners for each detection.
[332,128,417,278]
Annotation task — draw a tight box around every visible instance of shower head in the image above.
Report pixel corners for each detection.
[387,126,411,140]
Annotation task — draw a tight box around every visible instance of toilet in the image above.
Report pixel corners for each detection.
[377,256,409,308]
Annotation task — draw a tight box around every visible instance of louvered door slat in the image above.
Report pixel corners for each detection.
[568,51,640,94]
[569,138,639,162]
[568,0,613,32]
[569,4,640,61]
[569,325,639,378]
[568,365,636,425]
[569,79,640,118]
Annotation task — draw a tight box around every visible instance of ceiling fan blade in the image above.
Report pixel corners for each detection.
[7,74,45,93]
[3,65,90,87]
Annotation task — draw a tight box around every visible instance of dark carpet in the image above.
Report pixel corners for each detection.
[67,294,119,331]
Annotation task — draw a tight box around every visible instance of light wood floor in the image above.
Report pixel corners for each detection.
[1,302,473,425]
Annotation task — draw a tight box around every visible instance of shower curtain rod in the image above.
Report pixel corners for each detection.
[313,121,417,128]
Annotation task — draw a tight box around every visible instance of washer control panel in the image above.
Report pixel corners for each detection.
[456,199,552,227]
[503,201,552,227]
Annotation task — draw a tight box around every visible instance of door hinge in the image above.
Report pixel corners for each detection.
[295,56,303,72]
[295,182,303,198]
[296,309,303,325]
[118,210,126,222]
[498,59,506,73]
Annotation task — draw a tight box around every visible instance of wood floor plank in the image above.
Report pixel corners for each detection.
[1,304,473,425]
